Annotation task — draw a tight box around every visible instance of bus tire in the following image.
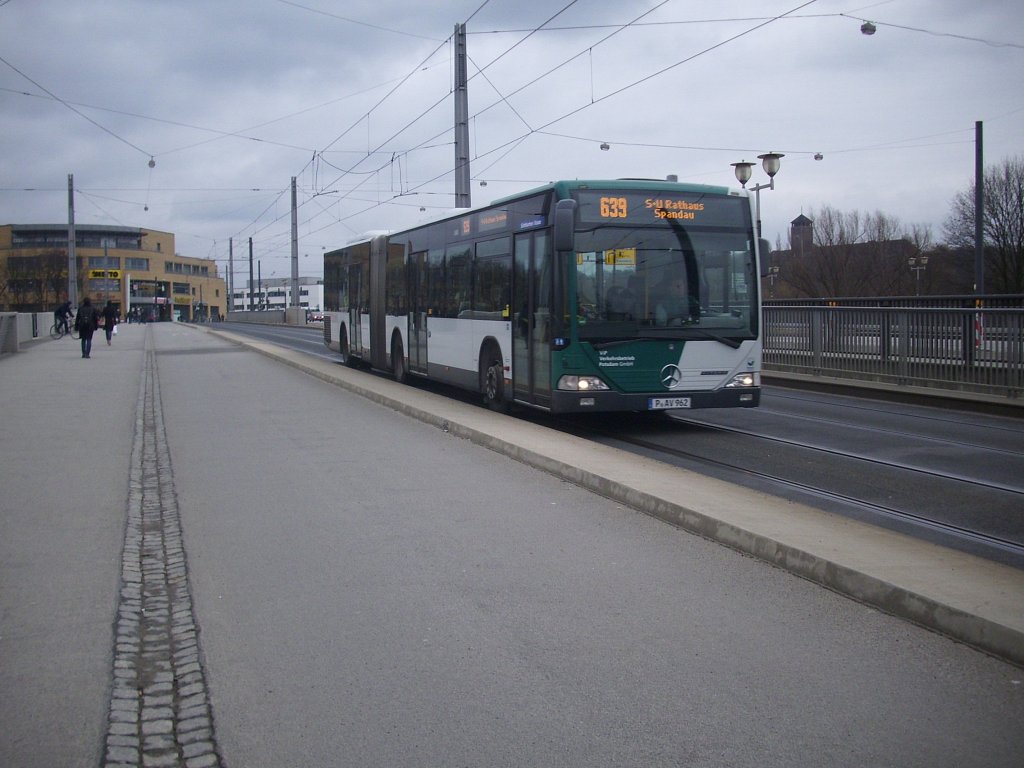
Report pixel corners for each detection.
[339,330,348,362]
[391,336,406,384]
[481,345,508,413]
[340,328,357,367]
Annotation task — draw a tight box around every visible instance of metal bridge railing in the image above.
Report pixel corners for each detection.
[763,306,1024,400]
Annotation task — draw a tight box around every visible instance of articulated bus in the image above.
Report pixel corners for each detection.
[323,179,766,413]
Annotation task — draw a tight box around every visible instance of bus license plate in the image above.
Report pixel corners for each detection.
[648,397,691,410]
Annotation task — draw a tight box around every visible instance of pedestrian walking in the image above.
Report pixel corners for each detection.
[101,300,119,345]
[76,297,98,358]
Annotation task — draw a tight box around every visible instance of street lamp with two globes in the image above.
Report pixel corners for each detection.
[731,152,784,239]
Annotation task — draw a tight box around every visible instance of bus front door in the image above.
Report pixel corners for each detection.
[348,264,363,356]
[512,231,552,407]
[409,251,428,374]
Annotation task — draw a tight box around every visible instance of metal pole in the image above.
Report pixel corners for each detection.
[67,174,78,307]
[755,187,762,239]
[248,237,254,311]
[974,120,984,295]
[290,177,299,314]
[971,120,986,359]
[228,238,234,315]
[750,178,774,240]
[453,23,471,208]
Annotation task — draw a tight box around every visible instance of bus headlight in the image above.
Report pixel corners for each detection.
[557,375,610,391]
[724,372,760,388]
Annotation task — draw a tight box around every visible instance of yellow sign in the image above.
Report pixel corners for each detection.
[604,248,636,267]
[88,269,122,279]
[577,249,637,266]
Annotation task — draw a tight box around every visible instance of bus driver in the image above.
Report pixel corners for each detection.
[655,272,698,326]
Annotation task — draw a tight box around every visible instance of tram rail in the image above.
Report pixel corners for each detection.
[546,400,1024,571]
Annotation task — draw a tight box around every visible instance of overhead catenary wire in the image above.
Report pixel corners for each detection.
[306,0,674,226]
[349,0,821,206]
[190,1,831,251]
[10,1,1018,267]
[311,0,586,206]
[0,54,154,161]
[248,0,863,266]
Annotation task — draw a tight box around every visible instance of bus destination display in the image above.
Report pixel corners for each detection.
[575,190,745,228]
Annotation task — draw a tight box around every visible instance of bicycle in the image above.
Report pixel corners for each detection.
[49,315,79,340]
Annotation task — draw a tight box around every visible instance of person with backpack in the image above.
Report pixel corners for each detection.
[75,297,99,358]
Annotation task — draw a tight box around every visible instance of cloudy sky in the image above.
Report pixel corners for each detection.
[2,0,1021,280]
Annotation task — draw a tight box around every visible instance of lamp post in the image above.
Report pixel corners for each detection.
[767,265,780,298]
[731,152,784,239]
[908,255,929,296]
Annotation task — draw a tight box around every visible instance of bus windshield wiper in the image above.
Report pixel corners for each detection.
[591,330,742,350]
[681,328,742,349]
[591,337,659,350]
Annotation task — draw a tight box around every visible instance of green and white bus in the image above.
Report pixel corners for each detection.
[324,179,765,413]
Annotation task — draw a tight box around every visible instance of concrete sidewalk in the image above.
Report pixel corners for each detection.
[1,323,146,767]
[203,324,1024,668]
[2,323,1023,768]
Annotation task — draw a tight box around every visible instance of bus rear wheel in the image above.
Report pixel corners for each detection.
[481,351,508,413]
[340,329,357,368]
[391,337,406,384]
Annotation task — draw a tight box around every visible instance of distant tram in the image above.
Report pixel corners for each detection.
[323,179,766,413]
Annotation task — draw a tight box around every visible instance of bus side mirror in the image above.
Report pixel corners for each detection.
[758,238,772,277]
[554,199,576,252]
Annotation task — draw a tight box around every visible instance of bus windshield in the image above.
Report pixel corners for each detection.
[572,225,757,342]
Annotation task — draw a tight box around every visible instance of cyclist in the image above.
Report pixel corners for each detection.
[54,300,73,335]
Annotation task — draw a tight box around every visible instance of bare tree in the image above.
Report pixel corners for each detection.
[860,212,924,296]
[923,243,974,294]
[781,206,925,298]
[39,250,69,309]
[6,257,36,310]
[783,206,862,297]
[2,250,72,311]
[0,260,9,311]
[944,156,1024,293]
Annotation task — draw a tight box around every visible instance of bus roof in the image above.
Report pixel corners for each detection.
[330,179,745,249]
[489,178,736,207]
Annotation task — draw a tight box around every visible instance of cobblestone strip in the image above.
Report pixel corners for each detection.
[104,347,224,768]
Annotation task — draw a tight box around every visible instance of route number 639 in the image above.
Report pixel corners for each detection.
[600,196,628,218]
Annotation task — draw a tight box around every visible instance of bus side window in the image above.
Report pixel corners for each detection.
[427,247,445,317]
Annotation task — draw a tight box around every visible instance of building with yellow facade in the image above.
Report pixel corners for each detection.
[0,223,226,321]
